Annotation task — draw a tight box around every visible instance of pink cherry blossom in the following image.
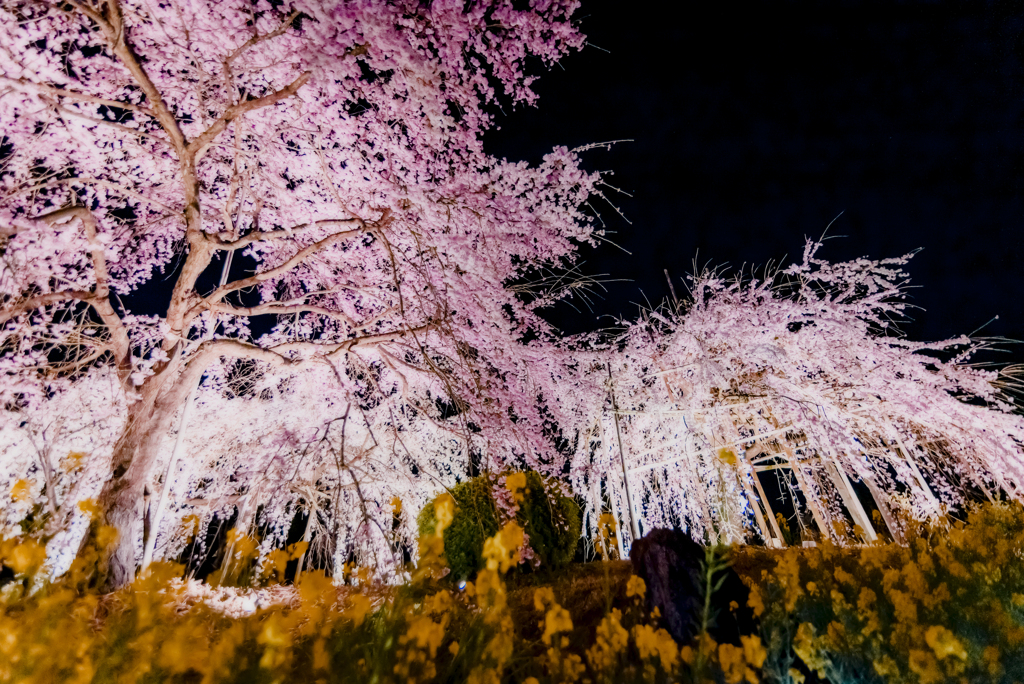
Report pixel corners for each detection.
[0,0,596,584]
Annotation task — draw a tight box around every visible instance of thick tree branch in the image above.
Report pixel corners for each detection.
[206,301,356,329]
[66,0,188,154]
[188,71,311,157]
[205,219,376,302]
[35,206,131,376]
[7,177,180,216]
[0,291,94,326]
[187,338,296,369]
[210,218,363,250]
[169,329,428,410]
[65,0,210,350]
[0,75,157,119]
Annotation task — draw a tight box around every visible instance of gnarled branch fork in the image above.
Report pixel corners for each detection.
[2,206,134,383]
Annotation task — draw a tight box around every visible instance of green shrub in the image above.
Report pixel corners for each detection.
[418,476,500,582]
[417,470,581,581]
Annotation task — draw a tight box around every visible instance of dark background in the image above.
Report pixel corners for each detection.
[486,0,1024,363]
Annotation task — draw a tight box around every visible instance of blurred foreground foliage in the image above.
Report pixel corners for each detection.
[742,501,1024,684]
[0,498,1022,683]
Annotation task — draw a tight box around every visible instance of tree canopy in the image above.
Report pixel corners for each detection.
[0,0,602,584]
[2,1,1023,587]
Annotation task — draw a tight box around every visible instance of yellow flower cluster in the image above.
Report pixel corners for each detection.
[596,512,619,560]
[504,472,527,504]
[625,574,646,602]
[586,608,629,675]
[415,492,455,582]
[0,497,775,684]
[633,623,680,677]
[744,501,1024,684]
[716,635,767,684]
[463,523,522,684]
[531,586,584,682]
[481,520,524,573]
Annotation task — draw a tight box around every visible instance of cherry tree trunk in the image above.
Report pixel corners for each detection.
[99,377,187,587]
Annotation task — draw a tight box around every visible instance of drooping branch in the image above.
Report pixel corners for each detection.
[270,323,436,357]
[6,177,181,217]
[187,338,297,370]
[45,99,173,148]
[36,207,111,295]
[223,10,301,72]
[171,324,434,401]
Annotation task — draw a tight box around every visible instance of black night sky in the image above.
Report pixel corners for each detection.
[487,0,1024,363]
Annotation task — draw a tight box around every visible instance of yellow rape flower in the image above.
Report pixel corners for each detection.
[747,585,765,617]
[888,589,918,624]
[297,569,334,607]
[482,522,524,573]
[94,524,119,551]
[345,593,372,627]
[775,552,804,612]
[633,623,679,673]
[4,538,46,576]
[434,493,455,532]
[983,645,1001,676]
[77,498,102,519]
[542,604,573,645]
[740,634,767,668]
[400,615,446,657]
[924,625,967,661]
[586,608,629,672]
[534,586,557,612]
[793,623,829,675]
[908,649,944,684]
[10,479,31,502]
[717,642,751,684]
[424,589,453,616]
[626,575,646,602]
[504,472,527,503]
[475,568,508,618]
[546,648,585,682]
[262,547,291,583]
